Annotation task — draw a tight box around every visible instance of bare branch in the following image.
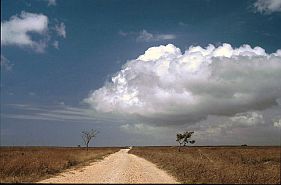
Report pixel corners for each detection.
[81,129,99,151]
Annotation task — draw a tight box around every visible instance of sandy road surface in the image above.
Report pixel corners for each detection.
[38,149,179,184]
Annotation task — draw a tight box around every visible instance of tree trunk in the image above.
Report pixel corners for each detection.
[86,143,89,151]
[178,143,182,152]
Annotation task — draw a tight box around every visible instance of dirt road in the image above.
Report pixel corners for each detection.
[38,149,179,184]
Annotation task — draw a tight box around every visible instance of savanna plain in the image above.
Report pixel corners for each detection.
[129,146,281,184]
[0,146,280,184]
[0,147,121,183]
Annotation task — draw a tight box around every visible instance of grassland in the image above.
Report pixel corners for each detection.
[129,146,280,184]
[0,146,121,183]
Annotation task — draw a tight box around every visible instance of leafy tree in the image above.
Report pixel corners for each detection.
[176,131,195,152]
[81,129,99,151]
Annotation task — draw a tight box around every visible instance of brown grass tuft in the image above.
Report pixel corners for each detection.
[0,146,121,183]
[129,146,281,184]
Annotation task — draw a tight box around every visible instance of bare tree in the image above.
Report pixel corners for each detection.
[176,131,195,152]
[81,129,99,151]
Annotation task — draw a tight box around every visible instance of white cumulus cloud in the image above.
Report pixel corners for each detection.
[84,43,281,126]
[1,11,49,52]
[254,0,281,14]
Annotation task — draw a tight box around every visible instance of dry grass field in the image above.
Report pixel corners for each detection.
[129,146,281,184]
[0,146,121,183]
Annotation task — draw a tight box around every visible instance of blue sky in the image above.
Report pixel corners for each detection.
[1,0,281,146]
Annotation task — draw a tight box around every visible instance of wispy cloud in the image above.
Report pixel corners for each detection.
[2,103,130,124]
[1,55,13,71]
[118,29,176,42]
[254,0,281,14]
[178,21,188,27]
[52,40,59,49]
[136,30,176,42]
[54,22,66,38]
[46,0,57,6]
[118,30,128,37]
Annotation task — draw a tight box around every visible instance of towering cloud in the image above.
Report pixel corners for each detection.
[84,43,281,126]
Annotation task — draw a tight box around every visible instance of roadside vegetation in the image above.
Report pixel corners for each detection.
[129,146,280,184]
[0,146,121,183]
